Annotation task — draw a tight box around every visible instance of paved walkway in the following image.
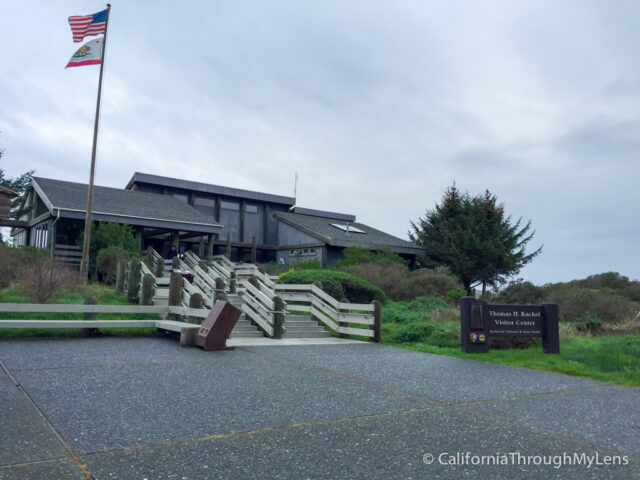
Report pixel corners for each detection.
[0,336,637,479]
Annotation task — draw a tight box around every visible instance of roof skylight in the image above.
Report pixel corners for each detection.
[330,223,366,234]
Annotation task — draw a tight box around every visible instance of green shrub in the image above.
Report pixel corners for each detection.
[546,287,635,325]
[258,262,291,276]
[496,279,544,304]
[20,258,80,303]
[279,269,387,305]
[96,246,130,284]
[339,259,462,301]
[388,320,435,343]
[385,316,459,347]
[446,288,467,304]
[573,313,603,333]
[0,243,28,289]
[382,297,453,324]
[332,246,408,269]
[291,258,322,270]
[579,272,634,291]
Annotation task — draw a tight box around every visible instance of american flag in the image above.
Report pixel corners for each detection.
[68,9,107,43]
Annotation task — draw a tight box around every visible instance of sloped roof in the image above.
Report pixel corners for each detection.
[274,211,425,255]
[127,172,296,206]
[32,177,222,233]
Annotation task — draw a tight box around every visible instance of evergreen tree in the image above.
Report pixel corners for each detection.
[409,184,542,294]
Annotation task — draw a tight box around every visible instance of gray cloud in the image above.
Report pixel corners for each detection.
[1,0,639,284]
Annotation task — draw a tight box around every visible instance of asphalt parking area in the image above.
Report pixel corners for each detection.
[1,336,637,479]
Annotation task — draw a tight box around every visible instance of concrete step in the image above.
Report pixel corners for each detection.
[284,330,333,338]
[232,326,262,333]
[285,325,328,333]
[230,331,264,338]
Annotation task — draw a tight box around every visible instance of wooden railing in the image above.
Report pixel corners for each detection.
[235,263,276,289]
[53,244,82,267]
[275,284,381,340]
[177,258,214,308]
[164,252,380,341]
[0,303,212,347]
[183,252,227,300]
[241,280,276,337]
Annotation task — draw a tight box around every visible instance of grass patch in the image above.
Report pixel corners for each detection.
[384,335,640,388]
[380,296,640,387]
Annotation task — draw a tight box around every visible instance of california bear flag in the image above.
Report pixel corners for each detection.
[66,37,103,68]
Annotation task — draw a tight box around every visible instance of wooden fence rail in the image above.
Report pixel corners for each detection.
[275,284,380,340]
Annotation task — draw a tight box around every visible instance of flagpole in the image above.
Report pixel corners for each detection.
[80,4,111,281]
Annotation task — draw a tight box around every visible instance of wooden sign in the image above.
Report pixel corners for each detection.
[460,297,559,354]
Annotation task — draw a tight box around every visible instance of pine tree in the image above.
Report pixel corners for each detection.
[409,184,542,294]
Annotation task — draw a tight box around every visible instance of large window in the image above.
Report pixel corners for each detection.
[173,192,188,204]
[221,201,239,211]
[31,223,49,249]
[193,195,216,217]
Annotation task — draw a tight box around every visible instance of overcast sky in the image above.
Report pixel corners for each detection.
[1,1,638,285]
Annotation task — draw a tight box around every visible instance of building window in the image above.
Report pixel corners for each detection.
[194,196,215,207]
[193,195,215,217]
[221,201,239,211]
[290,247,317,257]
[173,193,188,203]
[246,204,258,214]
[32,223,49,249]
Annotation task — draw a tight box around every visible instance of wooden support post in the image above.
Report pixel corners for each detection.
[251,235,257,264]
[225,232,232,259]
[199,236,205,258]
[180,327,197,347]
[168,272,183,321]
[49,219,56,257]
[240,200,246,242]
[135,228,143,254]
[338,298,349,339]
[229,272,237,294]
[372,300,382,343]
[542,302,560,354]
[207,234,214,262]
[171,231,180,250]
[263,205,269,246]
[188,292,204,324]
[272,295,285,339]
[214,276,227,303]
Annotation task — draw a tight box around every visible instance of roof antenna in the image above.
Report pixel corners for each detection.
[293,172,299,201]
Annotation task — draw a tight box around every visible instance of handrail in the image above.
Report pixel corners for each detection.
[151,248,164,266]
[0,303,168,314]
[275,284,380,340]
[241,279,275,337]
[183,252,231,296]
[177,259,213,308]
